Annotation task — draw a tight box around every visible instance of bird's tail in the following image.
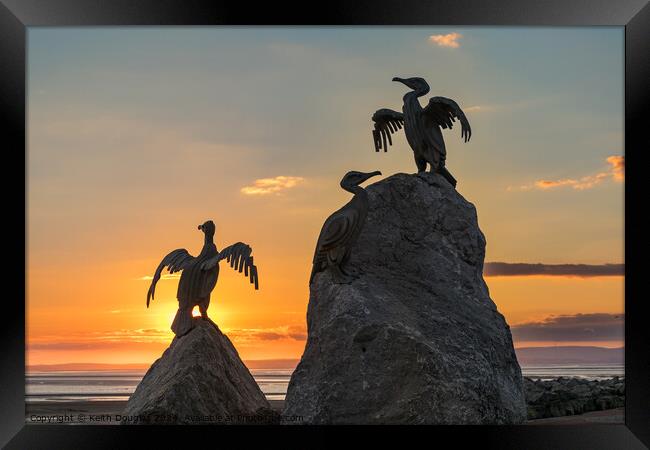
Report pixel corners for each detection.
[309,263,319,286]
[309,256,326,285]
[171,307,195,337]
[438,166,457,188]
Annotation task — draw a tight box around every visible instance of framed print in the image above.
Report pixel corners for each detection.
[1,0,648,448]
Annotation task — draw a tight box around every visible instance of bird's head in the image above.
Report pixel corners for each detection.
[340,170,382,190]
[392,76,430,96]
[198,220,216,237]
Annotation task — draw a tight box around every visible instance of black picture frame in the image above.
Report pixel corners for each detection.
[2,0,648,448]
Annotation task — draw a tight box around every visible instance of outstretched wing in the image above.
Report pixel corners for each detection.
[201,242,259,290]
[371,108,404,152]
[422,96,471,142]
[146,249,195,307]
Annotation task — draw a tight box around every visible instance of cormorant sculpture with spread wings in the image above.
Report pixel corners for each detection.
[372,76,471,188]
[146,220,259,337]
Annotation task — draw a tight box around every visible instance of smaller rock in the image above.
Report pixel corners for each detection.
[523,377,625,420]
[121,318,276,424]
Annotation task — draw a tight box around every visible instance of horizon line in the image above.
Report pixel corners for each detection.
[27,346,625,371]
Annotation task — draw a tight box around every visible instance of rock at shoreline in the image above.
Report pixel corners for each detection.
[525,377,625,420]
[284,172,527,424]
[121,319,275,424]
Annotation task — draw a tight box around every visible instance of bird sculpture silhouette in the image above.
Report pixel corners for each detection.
[146,220,258,337]
[310,170,382,285]
[372,76,471,187]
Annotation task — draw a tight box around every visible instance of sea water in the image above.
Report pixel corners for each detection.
[26,369,294,402]
[26,365,624,403]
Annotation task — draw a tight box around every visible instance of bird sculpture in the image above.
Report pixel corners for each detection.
[372,76,472,187]
[310,170,382,285]
[146,220,259,337]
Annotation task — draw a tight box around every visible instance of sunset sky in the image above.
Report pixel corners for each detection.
[27,27,624,367]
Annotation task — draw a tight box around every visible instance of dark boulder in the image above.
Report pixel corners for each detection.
[284,173,526,424]
[121,319,276,424]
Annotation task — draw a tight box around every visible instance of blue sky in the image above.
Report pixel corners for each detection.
[28,27,623,264]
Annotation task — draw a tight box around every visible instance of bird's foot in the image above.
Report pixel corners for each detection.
[345,266,361,277]
[333,274,354,284]
[334,266,360,284]
[330,265,356,284]
[199,315,219,332]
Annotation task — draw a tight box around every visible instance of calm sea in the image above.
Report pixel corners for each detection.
[26,364,624,403]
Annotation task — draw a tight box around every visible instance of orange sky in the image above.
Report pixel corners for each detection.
[26,27,624,367]
[26,263,624,365]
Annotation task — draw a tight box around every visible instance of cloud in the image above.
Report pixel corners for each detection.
[510,155,624,191]
[534,173,610,191]
[137,274,181,281]
[607,155,625,181]
[484,262,624,278]
[464,105,494,113]
[224,325,307,343]
[511,313,624,342]
[240,176,305,196]
[28,341,167,351]
[464,97,559,115]
[428,33,462,48]
[28,325,308,352]
[28,328,172,350]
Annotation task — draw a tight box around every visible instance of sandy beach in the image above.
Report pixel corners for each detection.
[526,407,624,425]
[25,400,623,425]
[26,400,286,425]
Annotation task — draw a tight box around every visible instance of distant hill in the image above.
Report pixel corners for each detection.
[28,349,623,373]
[515,346,624,365]
[245,359,299,369]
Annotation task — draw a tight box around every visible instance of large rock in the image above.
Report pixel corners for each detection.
[284,172,526,424]
[121,318,275,424]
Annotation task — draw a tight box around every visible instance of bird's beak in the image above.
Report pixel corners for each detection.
[198,224,203,231]
[392,77,405,84]
[362,170,382,183]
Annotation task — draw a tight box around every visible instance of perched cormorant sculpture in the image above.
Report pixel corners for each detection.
[310,170,382,285]
[372,76,472,187]
[146,220,259,337]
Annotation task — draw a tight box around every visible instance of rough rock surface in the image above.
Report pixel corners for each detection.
[121,318,275,424]
[524,377,625,420]
[284,172,526,424]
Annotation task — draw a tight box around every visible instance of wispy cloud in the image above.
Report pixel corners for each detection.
[428,32,463,48]
[224,325,307,343]
[607,155,625,181]
[534,173,609,190]
[240,176,305,196]
[484,262,624,278]
[510,155,624,191]
[137,274,181,281]
[28,328,173,350]
[511,313,624,342]
[464,105,495,113]
[28,325,309,352]
[464,97,560,115]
